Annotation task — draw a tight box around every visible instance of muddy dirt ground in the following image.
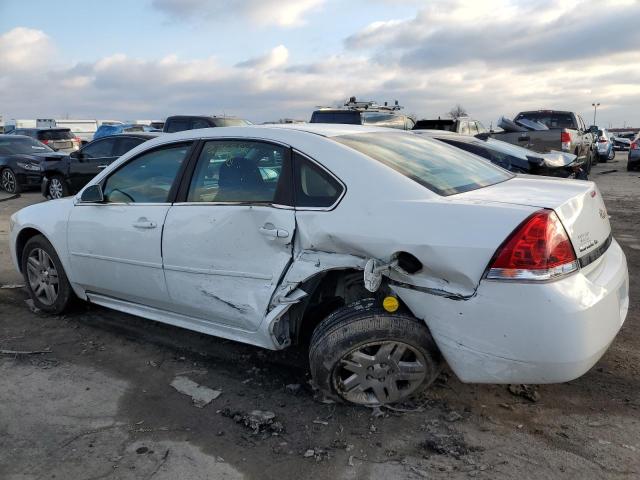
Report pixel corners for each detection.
[1,154,638,479]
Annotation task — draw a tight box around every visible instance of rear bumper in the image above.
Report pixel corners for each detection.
[394,239,629,383]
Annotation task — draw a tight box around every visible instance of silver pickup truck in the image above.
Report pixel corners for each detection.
[489,110,595,172]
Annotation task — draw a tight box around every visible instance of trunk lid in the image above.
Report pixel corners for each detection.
[458,176,611,259]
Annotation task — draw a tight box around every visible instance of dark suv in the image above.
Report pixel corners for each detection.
[163,115,251,133]
[7,128,81,153]
[310,98,415,130]
[41,133,159,199]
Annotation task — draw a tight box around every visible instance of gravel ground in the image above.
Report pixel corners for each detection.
[0,153,638,479]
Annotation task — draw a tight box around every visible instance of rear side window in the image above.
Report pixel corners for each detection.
[103,143,191,203]
[113,137,144,156]
[81,138,115,158]
[294,152,343,208]
[334,132,513,196]
[213,118,251,127]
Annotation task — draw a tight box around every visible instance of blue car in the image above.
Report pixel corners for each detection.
[93,123,152,139]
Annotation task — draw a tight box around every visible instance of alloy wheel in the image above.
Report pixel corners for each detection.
[26,248,59,306]
[333,340,428,405]
[49,178,64,199]
[1,169,17,193]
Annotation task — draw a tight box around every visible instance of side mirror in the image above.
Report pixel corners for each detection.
[70,150,83,160]
[79,184,104,203]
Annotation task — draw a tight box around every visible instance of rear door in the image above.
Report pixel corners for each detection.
[162,139,295,331]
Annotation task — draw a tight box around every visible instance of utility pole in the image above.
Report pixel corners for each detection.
[591,102,600,125]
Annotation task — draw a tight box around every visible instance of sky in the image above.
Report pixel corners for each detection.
[1,0,639,127]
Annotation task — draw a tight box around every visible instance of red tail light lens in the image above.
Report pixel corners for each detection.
[487,209,578,281]
[598,138,608,143]
[631,142,638,150]
[560,131,571,143]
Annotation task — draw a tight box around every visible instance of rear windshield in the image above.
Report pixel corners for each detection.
[0,137,54,155]
[514,112,575,129]
[310,111,361,125]
[333,132,513,196]
[213,118,251,127]
[39,129,74,141]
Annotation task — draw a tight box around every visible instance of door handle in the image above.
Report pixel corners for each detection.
[259,225,289,238]
[98,165,108,169]
[133,218,157,229]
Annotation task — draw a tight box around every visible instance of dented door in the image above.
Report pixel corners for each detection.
[162,204,295,331]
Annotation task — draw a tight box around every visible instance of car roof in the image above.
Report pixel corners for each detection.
[17,128,71,132]
[0,134,33,140]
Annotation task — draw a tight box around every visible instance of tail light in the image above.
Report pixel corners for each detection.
[560,130,571,151]
[40,139,49,144]
[631,142,638,150]
[73,137,81,144]
[598,137,608,143]
[487,209,578,281]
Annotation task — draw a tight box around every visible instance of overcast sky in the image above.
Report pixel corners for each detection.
[1,0,639,127]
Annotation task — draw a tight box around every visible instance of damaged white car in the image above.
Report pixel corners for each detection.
[9,124,629,406]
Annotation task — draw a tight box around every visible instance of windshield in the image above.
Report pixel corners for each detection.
[310,111,361,125]
[514,112,575,129]
[0,137,53,155]
[333,132,513,196]
[214,118,252,127]
[39,129,74,141]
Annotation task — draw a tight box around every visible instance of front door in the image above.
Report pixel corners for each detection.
[162,139,295,331]
[67,142,193,309]
[69,137,118,192]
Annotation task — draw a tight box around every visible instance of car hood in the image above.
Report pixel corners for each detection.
[14,152,67,163]
[527,150,578,168]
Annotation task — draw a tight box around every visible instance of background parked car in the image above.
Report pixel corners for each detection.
[628,135,640,171]
[490,110,595,173]
[93,123,150,139]
[7,128,81,153]
[310,97,415,130]
[41,132,159,199]
[413,117,487,135]
[414,130,587,179]
[0,135,65,194]
[612,132,635,151]
[595,128,615,162]
[162,115,251,133]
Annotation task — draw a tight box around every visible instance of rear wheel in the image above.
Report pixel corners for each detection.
[309,298,442,406]
[21,235,74,314]
[48,175,68,199]
[1,168,20,194]
[608,148,615,161]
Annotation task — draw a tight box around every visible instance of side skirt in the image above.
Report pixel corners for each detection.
[85,292,281,350]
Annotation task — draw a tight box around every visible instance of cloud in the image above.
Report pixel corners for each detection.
[152,0,324,27]
[2,8,640,129]
[0,27,55,70]
[236,45,289,70]
[345,0,640,69]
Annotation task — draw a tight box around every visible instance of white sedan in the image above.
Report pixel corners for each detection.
[9,124,629,406]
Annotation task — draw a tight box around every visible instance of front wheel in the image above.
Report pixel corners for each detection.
[48,175,68,199]
[21,234,74,314]
[1,168,21,194]
[309,299,442,406]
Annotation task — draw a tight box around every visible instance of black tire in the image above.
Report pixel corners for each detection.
[47,175,69,199]
[1,168,21,194]
[309,298,442,406]
[21,234,74,314]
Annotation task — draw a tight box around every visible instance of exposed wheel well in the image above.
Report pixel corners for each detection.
[15,228,44,273]
[288,268,405,346]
